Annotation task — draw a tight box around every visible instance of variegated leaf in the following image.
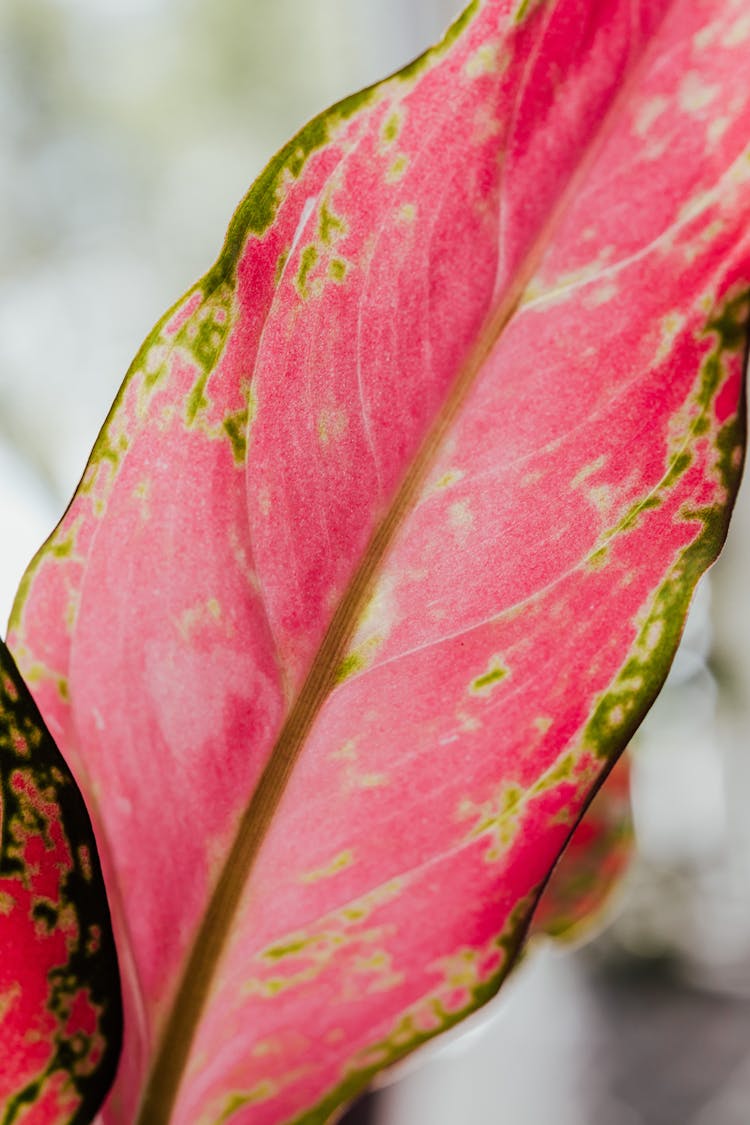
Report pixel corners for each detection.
[0,639,121,1123]
[8,0,750,1120]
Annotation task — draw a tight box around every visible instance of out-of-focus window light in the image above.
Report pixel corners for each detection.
[0,442,57,628]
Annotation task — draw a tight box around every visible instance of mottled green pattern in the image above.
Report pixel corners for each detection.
[0,640,121,1123]
[583,289,748,760]
[286,291,749,1124]
[286,897,536,1125]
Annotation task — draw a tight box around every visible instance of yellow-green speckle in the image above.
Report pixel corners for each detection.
[470,657,509,696]
[218,1082,277,1123]
[459,782,524,860]
[334,652,366,684]
[465,42,504,78]
[328,258,349,283]
[318,200,347,246]
[300,850,355,885]
[387,154,409,184]
[296,244,319,299]
[381,110,403,147]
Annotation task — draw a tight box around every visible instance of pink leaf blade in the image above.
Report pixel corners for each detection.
[0,639,122,1124]
[8,0,750,1121]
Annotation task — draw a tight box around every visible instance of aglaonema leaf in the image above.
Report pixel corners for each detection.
[7,0,750,1120]
[0,638,121,1123]
[530,751,633,944]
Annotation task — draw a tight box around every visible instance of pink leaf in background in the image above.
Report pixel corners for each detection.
[0,639,121,1123]
[531,751,633,944]
[7,0,750,1120]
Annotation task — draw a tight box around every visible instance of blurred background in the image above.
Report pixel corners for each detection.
[1,2,749,1122]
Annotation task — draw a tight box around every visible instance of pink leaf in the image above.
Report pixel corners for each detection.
[8,0,750,1121]
[530,750,633,944]
[0,639,121,1123]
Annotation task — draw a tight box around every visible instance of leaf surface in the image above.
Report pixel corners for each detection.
[0,639,121,1124]
[8,0,750,1121]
